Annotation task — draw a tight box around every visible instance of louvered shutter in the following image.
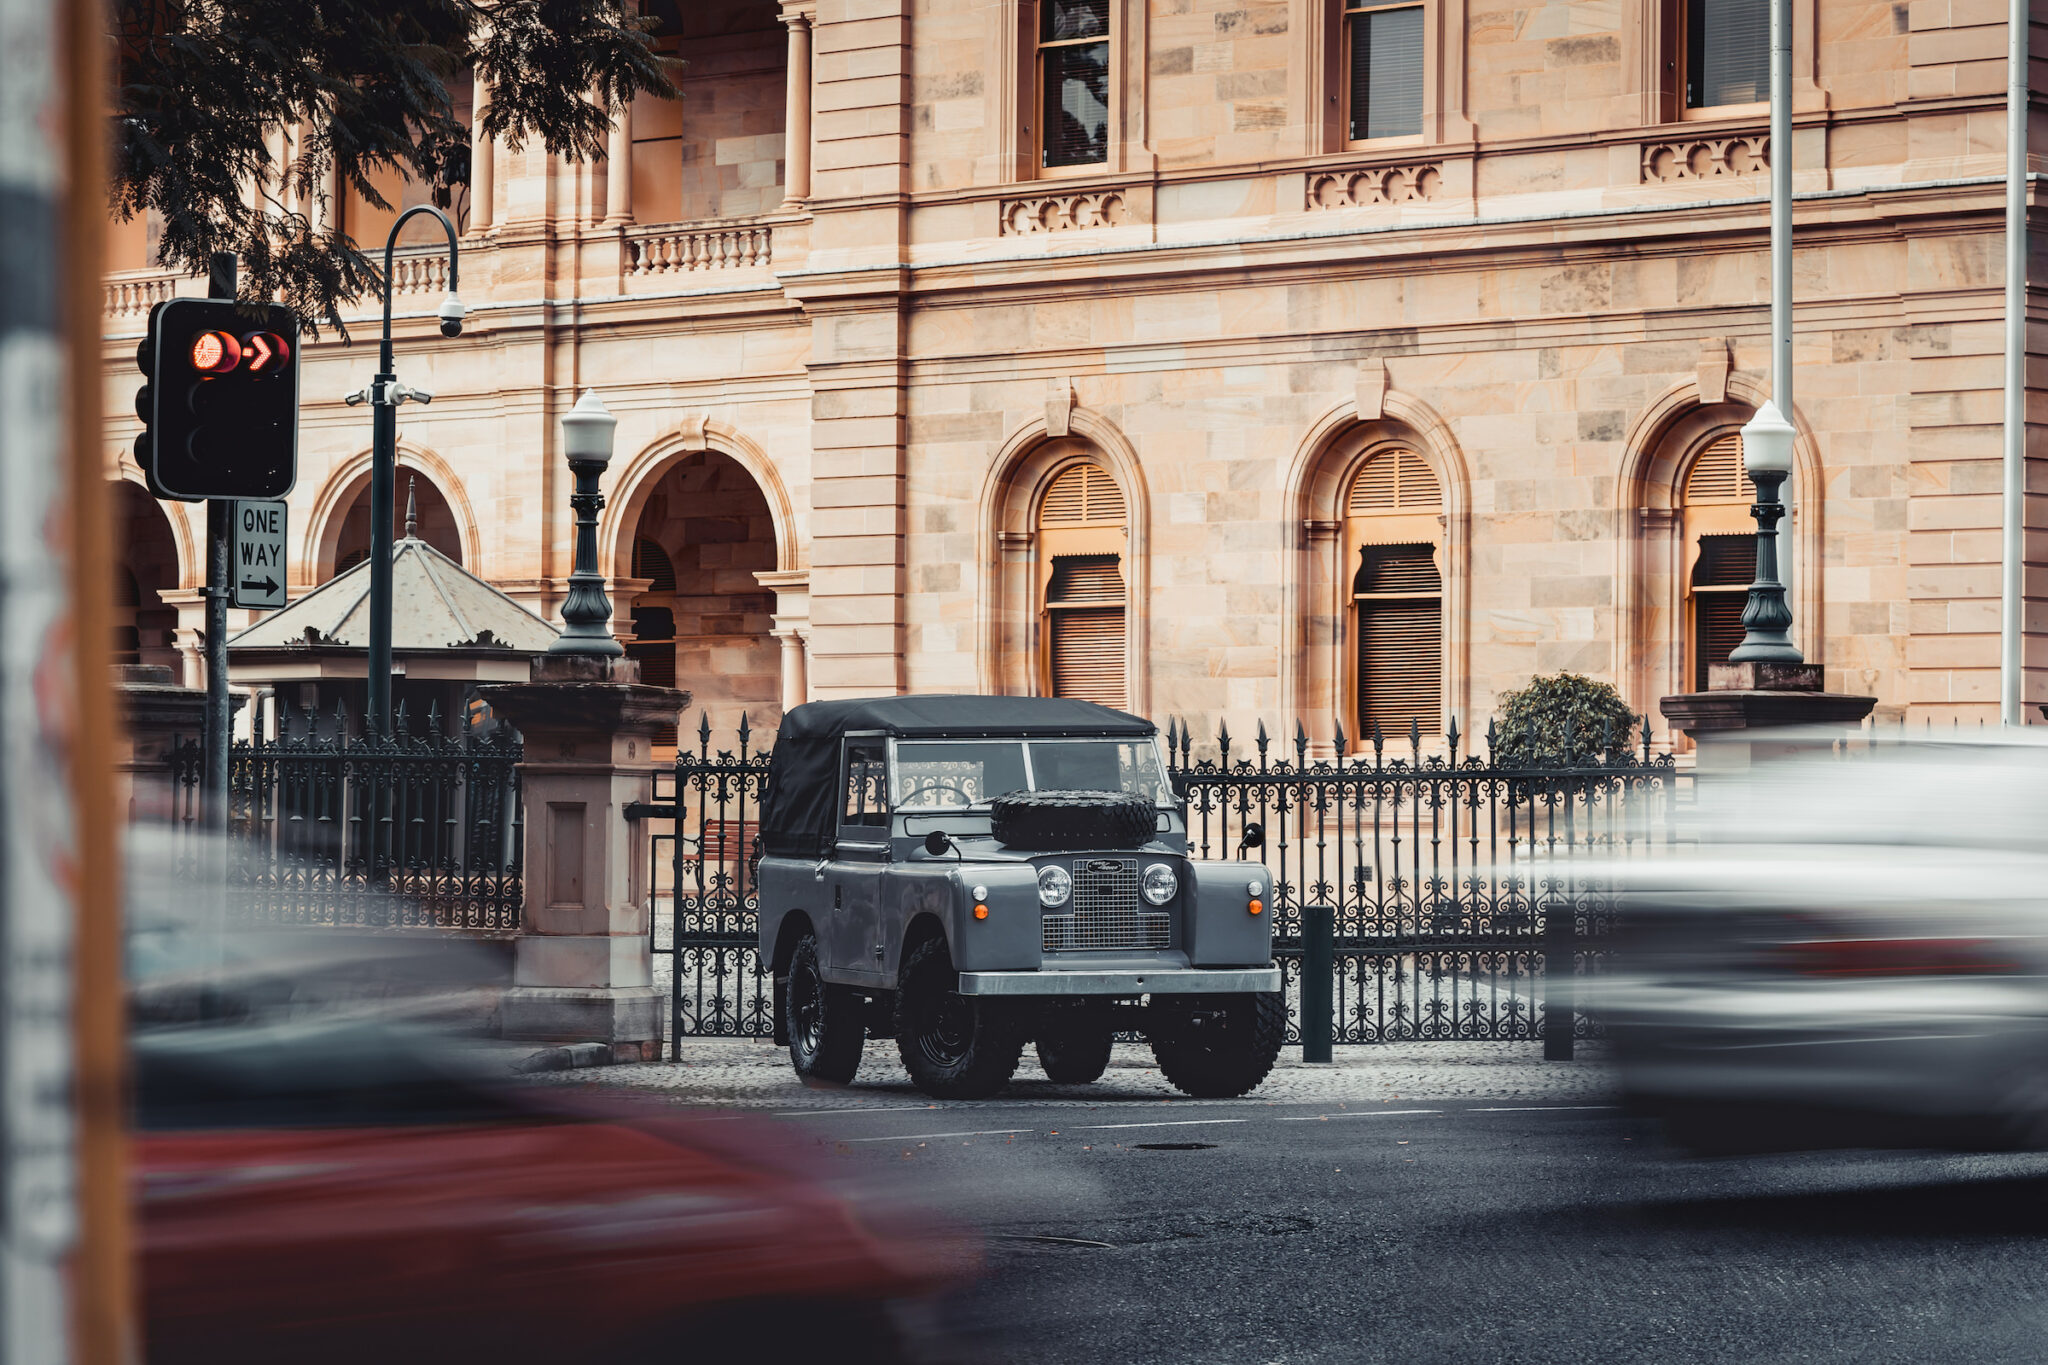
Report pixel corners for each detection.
[1051,610,1126,707]
[1684,433,1749,504]
[1042,463,1126,526]
[1047,553,1126,706]
[1690,0,1768,107]
[1352,543,1440,735]
[1346,449,1440,514]
[1348,5,1425,141]
[628,642,679,745]
[1690,532,1756,689]
[632,537,677,591]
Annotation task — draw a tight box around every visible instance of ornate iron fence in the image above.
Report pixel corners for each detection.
[168,702,524,932]
[645,713,1688,1056]
[1167,716,1685,1047]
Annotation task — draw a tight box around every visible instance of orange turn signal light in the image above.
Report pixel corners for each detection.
[973,904,989,920]
[1248,899,1264,915]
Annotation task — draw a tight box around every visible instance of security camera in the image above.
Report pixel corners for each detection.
[437,290,465,339]
[344,387,369,407]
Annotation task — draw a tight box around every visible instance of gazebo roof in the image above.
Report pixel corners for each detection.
[229,529,558,659]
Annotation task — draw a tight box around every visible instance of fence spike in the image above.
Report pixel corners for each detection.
[1640,713,1653,761]
[1166,716,1178,753]
[335,698,350,746]
[1445,715,1460,754]
[427,699,442,736]
[1255,719,1269,769]
[1371,722,1384,755]
[737,710,752,759]
[1333,716,1348,759]
[1294,718,1308,764]
[697,710,712,758]
[1599,715,1612,763]
[1218,719,1231,768]
[1485,714,1498,758]
[395,699,410,738]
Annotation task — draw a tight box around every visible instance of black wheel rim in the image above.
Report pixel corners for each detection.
[790,959,825,1055]
[914,987,974,1070]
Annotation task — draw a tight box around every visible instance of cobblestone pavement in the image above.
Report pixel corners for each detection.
[559,1038,1620,1109]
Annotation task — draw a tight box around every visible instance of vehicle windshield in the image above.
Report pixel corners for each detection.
[893,739,1174,810]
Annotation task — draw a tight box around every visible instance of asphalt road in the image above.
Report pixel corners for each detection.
[773,1093,2048,1365]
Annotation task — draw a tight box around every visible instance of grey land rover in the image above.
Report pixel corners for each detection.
[755,695,1284,1100]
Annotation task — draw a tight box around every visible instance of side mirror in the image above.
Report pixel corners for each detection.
[1238,822,1265,852]
[923,830,954,858]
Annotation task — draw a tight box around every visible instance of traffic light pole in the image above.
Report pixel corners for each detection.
[203,253,234,831]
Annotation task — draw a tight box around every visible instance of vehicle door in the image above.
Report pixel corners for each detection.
[829,735,891,982]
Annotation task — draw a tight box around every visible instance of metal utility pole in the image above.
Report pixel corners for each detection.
[2000,0,2029,725]
[350,207,465,736]
[204,254,234,828]
[1771,0,1793,424]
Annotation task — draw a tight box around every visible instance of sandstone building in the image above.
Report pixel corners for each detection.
[100,0,2047,749]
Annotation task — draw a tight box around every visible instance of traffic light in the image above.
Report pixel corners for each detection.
[133,298,299,501]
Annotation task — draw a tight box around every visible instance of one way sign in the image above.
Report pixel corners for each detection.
[231,499,288,609]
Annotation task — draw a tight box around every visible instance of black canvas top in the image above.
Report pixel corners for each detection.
[759,695,1155,857]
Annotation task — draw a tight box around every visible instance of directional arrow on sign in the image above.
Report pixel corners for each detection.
[239,575,278,596]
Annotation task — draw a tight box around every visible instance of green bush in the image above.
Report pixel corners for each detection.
[1490,672,1644,767]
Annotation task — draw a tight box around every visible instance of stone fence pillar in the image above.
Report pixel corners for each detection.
[113,664,205,823]
[480,656,688,1060]
[1661,661,1877,770]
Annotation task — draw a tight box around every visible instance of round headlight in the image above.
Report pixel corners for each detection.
[1246,879,1265,898]
[1037,865,1072,908]
[1141,863,1179,906]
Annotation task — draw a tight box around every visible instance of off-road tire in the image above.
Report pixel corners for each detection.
[786,934,865,1086]
[1035,1002,1115,1084]
[990,789,1155,851]
[1147,991,1286,1098]
[894,937,1025,1099]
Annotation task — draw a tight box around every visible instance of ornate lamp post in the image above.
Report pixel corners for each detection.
[1729,399,1802,664]
[550,390,625,657]
[345,205,467,734]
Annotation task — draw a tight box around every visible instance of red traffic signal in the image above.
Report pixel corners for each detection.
[242,331,290,375]
[188,330,242,375]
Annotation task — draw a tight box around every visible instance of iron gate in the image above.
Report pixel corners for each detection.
[642,714,1687,1056]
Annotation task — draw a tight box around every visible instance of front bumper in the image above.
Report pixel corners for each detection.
[956,966,1280,996]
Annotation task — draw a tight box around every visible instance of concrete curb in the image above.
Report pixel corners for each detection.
[509,1039,661,1073]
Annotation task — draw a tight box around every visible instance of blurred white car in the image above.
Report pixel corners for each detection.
[1601,733,2048,1155]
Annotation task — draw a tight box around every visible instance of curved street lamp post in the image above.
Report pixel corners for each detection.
[345,206,467,735]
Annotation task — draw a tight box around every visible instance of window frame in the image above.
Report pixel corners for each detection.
[1339,446,1447,744]
[1676,0,1770,121]
[1678,431,1758,696]
[1341,0,1429,149]
[837,735,893,843]
[1033,0,1116,177]
[1034,459,1131,707]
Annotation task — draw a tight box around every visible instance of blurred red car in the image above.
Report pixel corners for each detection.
[135,1018,969,1365]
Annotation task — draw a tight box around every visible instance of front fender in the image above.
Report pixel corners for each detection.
[1184,860,1274,966]
[880,864,1041,985]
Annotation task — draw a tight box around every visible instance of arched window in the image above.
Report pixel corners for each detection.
[1037,462,1128,707]
[1682,432,1756,691]
[1345,448,1442,737]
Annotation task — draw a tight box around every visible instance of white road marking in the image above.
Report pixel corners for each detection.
[1275,1109,1443,1121]
[1066,1119,1252,1131]
[772,1105,941,1117]
[1464,1105,1617,1112]
[841,1129,1036,1144]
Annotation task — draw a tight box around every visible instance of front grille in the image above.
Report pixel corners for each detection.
[1042,858,1170,952]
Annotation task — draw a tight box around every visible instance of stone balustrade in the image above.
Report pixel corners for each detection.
[1307,163,1446,211]
[1640,134,1769,184]
[386,250,450,296]
[103,271,183,322]
[625,222,774,276]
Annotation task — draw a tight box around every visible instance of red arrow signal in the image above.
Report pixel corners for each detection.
[240,331,290,375]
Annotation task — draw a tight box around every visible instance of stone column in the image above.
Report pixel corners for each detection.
[470,78,495,233]
[480,655,686,1058]
[773,631,809,711]
[779,8,813,208]
[755,567,810,711]
[113,665,205,824]
[604,97,633,223]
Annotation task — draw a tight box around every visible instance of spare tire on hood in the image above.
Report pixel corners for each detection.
[990,789,1156,851]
